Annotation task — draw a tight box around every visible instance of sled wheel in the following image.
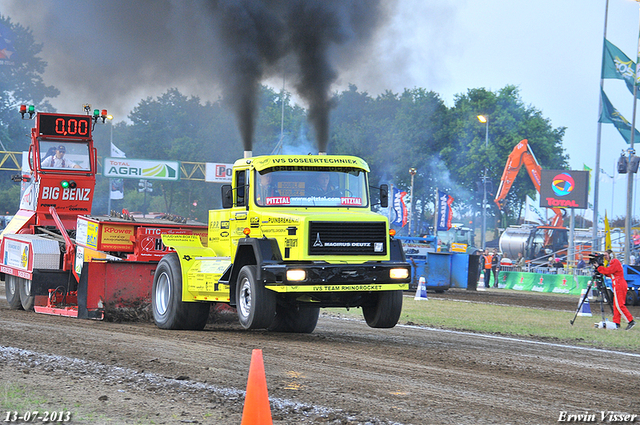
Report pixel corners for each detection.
[19,278,35,311]
[269,304,320,333]
[5,275,24,310]
[236,265,276,330]
[362,290,403,328]
[152,253,209,330]
[626,289,638,306]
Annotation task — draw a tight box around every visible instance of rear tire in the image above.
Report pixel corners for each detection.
[236,265,276,329]
[626,289,638,306]
[362,290,403,328]
[152,253,209,330]
[269,304,320,333]
[19,278,34,311]
[5,275,23,310]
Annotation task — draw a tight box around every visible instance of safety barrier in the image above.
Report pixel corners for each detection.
[494,271,591,295]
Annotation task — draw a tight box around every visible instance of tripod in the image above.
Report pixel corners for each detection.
[570,269,614,326]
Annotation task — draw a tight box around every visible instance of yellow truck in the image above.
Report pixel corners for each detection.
[152,154,410,333]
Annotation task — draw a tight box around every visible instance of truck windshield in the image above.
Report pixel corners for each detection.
[39,141,91,171]
[255,167,368,207]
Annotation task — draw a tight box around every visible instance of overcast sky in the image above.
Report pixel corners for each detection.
[5,0,640,218]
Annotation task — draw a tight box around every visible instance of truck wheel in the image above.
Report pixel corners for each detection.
[5,275,24,310]
[19,278,35,311]
[152,253,209,330]
[269,304,320,333]
[236,265,276,330]
[626,289,638,306]
[362,290,403,328]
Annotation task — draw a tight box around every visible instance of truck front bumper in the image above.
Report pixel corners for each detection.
[261,262,410,292]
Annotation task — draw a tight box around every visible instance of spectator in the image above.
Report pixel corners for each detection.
[515,252,525,271]
[576,254,586,269]
[481,249,493,288]
[491,250,501,288]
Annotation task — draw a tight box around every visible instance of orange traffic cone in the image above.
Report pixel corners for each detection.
[241,349,273,425]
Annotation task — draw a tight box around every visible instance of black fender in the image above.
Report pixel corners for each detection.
[389,238,407,262]
[227,237,282,305]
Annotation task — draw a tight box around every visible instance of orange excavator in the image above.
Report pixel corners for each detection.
[494,139,564,227]
[494,139,567,262]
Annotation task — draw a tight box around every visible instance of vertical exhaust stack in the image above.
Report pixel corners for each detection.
[244,150,252,158]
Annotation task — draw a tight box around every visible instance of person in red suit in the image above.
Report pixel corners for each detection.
[598,250,635,330]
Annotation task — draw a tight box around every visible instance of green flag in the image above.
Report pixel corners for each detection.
[602,38,638,98]
[599,89,640,144]
[583,164,591,195]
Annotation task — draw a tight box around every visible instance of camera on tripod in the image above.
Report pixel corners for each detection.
[587,252,605,268]
[570,252,614,326]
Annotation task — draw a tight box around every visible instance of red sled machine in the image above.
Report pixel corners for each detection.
[0,107,206,319]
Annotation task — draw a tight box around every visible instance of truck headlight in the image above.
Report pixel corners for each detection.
[389,268,409,279]
[286,269,306,282]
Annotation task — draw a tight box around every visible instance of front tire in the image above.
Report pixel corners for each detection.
[5,275,23,310]
[269,304,320,333]
[362,290,403,328]
[152,253,209,330]
[236,265,276,329]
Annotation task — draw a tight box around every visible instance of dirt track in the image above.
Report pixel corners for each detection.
[1,283,640,425]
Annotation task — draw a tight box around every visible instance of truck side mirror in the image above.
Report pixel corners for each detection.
[221,185,233,209]
[380,184,389,208]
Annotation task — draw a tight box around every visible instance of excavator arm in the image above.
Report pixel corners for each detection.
[494,139,564,228]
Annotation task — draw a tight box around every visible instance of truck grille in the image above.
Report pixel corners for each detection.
[308,221,387,256]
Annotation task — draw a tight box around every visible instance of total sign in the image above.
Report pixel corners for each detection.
[104,158,181,181]
[540,170,589,209]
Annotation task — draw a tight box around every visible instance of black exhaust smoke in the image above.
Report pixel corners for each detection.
[209,0,386,153]
[6,0,389,154]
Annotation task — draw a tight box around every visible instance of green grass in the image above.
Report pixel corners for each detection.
[328,295,640,353]
[0,382,48,412]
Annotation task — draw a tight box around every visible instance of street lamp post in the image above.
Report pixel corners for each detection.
[477,115,489,249]
[409,168,416,236]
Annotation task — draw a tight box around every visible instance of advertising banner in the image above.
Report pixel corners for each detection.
[205,162,234,183]
[103,158,180,181]
[497,271,590,295]
[436,190,454,231]
[391,187,408,227]
[539,170,589,209]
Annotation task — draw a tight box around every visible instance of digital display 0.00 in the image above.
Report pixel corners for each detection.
[38,114,92,138]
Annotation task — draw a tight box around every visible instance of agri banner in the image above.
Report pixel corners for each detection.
[103,158,180,181]
[539,170,589,209]
[391,187,408,227]
[436,190,454,231]
[497,271,591,295]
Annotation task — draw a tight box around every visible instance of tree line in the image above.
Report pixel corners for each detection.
[0,14,569,235]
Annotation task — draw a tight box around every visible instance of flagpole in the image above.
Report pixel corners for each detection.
[624,2,640,265]
[593,0,610,251]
